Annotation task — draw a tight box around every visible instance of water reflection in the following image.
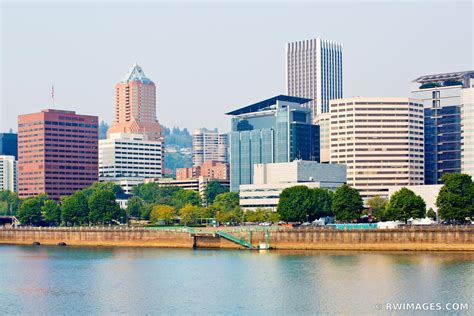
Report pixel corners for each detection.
[0,246,472,315]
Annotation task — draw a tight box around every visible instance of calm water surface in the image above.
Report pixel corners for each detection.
[0,245,473,315]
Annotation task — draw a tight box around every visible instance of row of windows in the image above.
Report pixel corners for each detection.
[45,144,98,149]
[19,121,97,129]
[45,127,97,134]
[45,121,97,128]
[110,156,162,161]
[331,103,423,107]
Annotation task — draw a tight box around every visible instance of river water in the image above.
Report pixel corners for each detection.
[0,245,472,315]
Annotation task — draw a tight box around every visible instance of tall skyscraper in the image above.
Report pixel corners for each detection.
[228,95,320,192]
[107,63,163,141]
[286,38,343,120]
[18,109,98,200]
[329,97,424,200]
[411,70,474,184]
[0,133,18,159]
[0,155,17,192]
[192,129,228,166]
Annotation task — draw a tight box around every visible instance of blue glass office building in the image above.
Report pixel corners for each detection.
[412,71,474,184]
[0,133,18,159]
[227,95,320,192]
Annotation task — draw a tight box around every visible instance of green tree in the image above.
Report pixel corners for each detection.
[216,206,243,224]
[427,208,437,221]
[42,199,61,226]
[277,186,313,222]
[179,203,200,225]
[88,189,123,225]
[309,188,333,221]
[205,181,229,205]
[172,189,200,210]
[61,191,89,226]
[267,211,280,223]
[132,182,161,203]
[385,188,426,223]
[211,192,239,213]
[0,190,20,215]
[126,196,144,219]
[367,196,388,221]
[331,184,364,222]
[140,203,153,220]
[82,181,124,199]
[150,205,176,225]
[17,195,46,226]
[154,186,181,205]
[436,173,474,222]
[198,207,216,219]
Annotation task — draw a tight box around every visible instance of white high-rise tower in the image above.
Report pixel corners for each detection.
[286,38,343,120]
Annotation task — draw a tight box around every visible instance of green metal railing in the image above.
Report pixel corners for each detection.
[215,231,256,249]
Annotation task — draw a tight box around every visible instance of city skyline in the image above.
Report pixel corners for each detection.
[1,1,472,132]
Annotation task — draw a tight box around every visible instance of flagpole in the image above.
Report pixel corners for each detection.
[51,85,55,107]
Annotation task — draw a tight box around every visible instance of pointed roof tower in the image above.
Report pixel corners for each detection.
[123,62,153,84]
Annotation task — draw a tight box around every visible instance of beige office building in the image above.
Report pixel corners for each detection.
[315,112,331,163]
[329,97,424,200]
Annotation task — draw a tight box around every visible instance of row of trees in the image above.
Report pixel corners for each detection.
[278,173,474,223]
[0,180,236,227]
[127,181,230,220]
[277,185,364,222]
[14,182,124,226]
[138,187,279,225]
[5,173,473,226]
[368,173,474,223]
[141,191,243,225]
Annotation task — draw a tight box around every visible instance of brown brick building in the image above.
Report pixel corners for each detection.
[176,160,229,181]
[18,109,99,200]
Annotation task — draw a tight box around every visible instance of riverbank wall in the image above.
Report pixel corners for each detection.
[0,226,473,251]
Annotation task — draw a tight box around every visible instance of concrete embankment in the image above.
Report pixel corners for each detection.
[0,226,473,251]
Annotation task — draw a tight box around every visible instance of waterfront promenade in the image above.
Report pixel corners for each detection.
[1,226,473,251]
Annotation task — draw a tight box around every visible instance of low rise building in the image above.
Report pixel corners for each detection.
[387,184,443,214]
[0,155,18,192]
[176,160,229,181]
[239,160,346,211]
[116,193,133,210]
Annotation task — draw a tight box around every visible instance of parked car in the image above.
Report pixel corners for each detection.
[259,222,271,226]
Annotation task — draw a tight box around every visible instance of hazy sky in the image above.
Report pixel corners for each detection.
[1,1,473,132]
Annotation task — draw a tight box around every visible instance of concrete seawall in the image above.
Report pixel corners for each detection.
[0,226,473,251]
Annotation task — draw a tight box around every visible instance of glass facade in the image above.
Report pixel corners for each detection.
[412,84,464,184]
[424,106,462,184]
[290,123,320,161]
[229,99,320,192]
[0,133,18,159]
